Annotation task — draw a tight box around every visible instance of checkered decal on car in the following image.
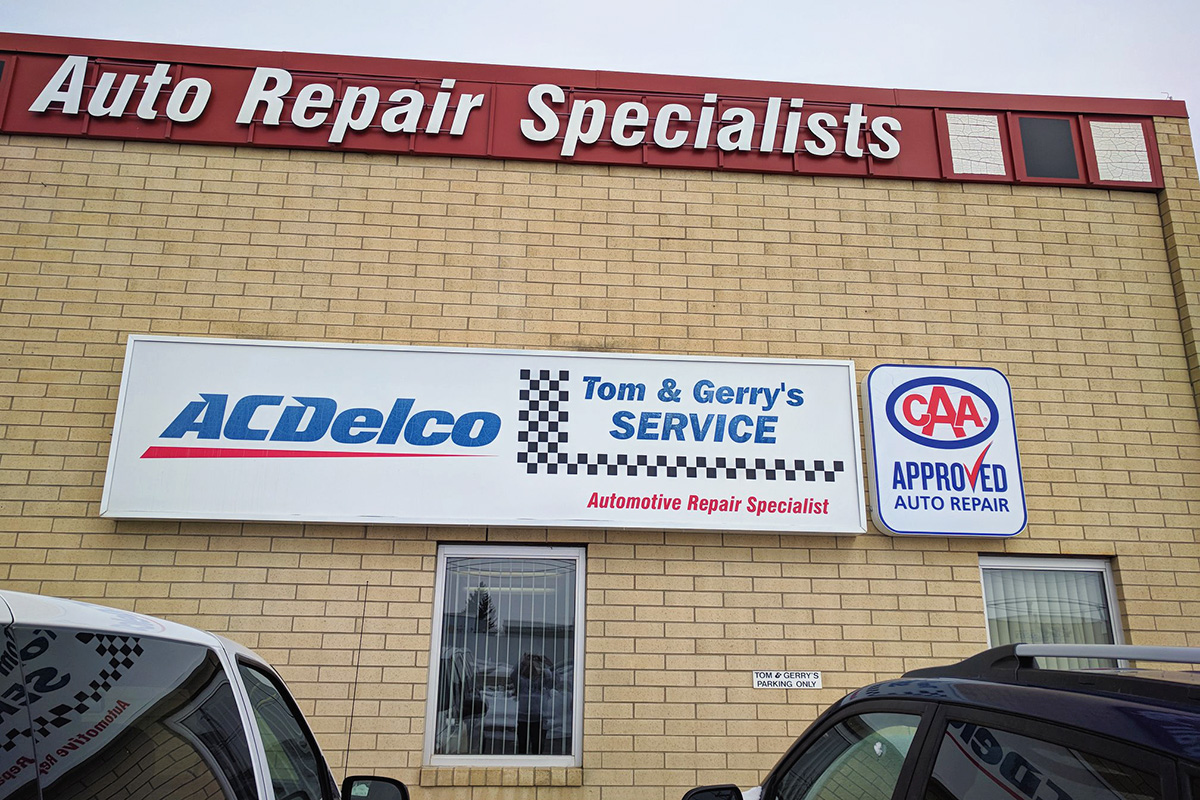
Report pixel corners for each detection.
[516,369,845,481]
[0,629,27,753]
[0,726,27,753]
[28,633,143,740]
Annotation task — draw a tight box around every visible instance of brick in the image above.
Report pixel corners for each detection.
[2,124,1200,800]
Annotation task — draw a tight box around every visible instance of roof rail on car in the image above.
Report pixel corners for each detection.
[903,644,1030,681]
[902,643,1200,705]
[1013,644,1200,664]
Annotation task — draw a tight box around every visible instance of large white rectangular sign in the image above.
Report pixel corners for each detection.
[102,336,867,533]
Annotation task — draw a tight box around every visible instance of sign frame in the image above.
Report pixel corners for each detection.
[102,335,868,533]
[862,363,1027,538]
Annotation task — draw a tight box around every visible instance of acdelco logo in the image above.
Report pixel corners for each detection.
[884,377,997,450]
[156,394,501,449]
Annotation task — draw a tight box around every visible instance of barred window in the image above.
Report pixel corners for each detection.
[426,546,584,766]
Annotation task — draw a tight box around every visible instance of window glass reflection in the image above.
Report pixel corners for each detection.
[925,719,1159,800]
[239,663,330,800]
[434,556,578,757]
[14,626,257,800]
[772,712,920,800]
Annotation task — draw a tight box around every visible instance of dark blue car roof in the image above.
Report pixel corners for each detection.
[837,674,1200,763]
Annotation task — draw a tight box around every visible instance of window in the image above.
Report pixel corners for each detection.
[238,662,334,800]
[767,712,922,800]
[1017,117,1080,179]
[925,717,1161,800]
[14,625,258,800]
[426,546,585,766]
[980,557,1122,669]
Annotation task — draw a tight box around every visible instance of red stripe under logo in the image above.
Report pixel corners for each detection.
[141,446,486,459]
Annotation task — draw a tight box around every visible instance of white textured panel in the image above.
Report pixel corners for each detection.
[946,113,1006,175]
[1090,121,1152,182]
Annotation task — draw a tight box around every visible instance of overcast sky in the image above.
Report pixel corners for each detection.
[2,0,1196,123]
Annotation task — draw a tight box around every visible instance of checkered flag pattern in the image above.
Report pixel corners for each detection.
[515,370,844,482]
[0,726,26,753]
[516,368,571,474]
[0,630,26,753]
[29,633,143,740]
[560,454,845,480]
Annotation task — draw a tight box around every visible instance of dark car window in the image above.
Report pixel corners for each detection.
[768,712,922,800]
[239,661,332,800]
[924,717,1161,800]
[13,624,258,800]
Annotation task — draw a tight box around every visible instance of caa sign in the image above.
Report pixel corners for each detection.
[862,365,1026,537]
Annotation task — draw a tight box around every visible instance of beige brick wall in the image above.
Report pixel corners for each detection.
[1159,117,1200,407]
[2,123,1199,800]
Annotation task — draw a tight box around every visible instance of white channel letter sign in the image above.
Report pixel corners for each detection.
[862,364,1026,537]
[102,336,867,533]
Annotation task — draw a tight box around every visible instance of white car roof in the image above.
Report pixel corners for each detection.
[0,590,222,648]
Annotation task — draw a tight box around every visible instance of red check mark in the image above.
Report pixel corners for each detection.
[965,443,993,489]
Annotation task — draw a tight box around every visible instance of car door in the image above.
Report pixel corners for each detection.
[758,700,936,800]
[0,610,39,800]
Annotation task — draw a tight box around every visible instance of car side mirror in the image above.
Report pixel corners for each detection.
[342,775,410,800]
[682,785,743,800]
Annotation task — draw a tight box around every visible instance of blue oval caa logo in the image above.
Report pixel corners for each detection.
[884,376,998,450]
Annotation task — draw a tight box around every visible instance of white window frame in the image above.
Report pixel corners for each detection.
[424,544,585,768]
[978,556,1124,648]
